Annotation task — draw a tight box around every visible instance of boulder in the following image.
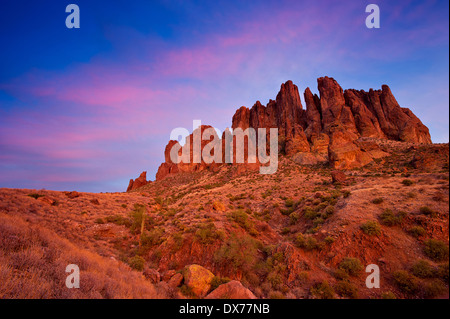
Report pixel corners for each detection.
[183,264,215,298]
[205,280,257,299]
[168,273,184,288]
[162,269,177,282]
[331,170,347,184]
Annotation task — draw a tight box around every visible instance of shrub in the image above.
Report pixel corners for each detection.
[436,262,449,282]
[310,281,335,299]
[419,206,435,216]
[289,212,300,224]
[392,270,419,294]
[268,291,285,299]
[411,260,435,278]
[408,226,426,238]
[105,214,132,227]
[322,205,335,219]
[343,190,351,198]
[194,222,223,245]
[294,233,318,250]
[27,193,44,199]
[130,204,146,234]
[402,179,414,186]
[381,291,396,299]
[372,198,384,204]
[422,279,447,298]
[339,258,363,276]
[214,234,260,274]
[128,256,145,271]
[423,239,449,261]
[303,206,318,220]
[94,218,105,224]
[228,210,255,233]
[140,227,165,251]
[379,209,406,226]
[333,269,349,280]
[334,281,358,299]
[324,236,335,245]
[360,221,381,236]
[285,199,295,207]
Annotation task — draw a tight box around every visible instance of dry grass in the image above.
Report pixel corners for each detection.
[0,213,159,299]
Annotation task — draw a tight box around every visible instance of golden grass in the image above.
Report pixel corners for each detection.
[0,213,159,299]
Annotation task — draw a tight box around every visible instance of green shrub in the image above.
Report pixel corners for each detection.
[324,236,335,245]
[285,199,295,207]
[303,206,318,220]
[94,218,104,224]
[130,203,146,234]
[322,206,335,219]
[411,260,435,278]
[289,212,300,224]
[379,209,406,226]
[423,239,449,261]
[27,193,44,199]
[437,263,449,281]
[214,234,260,274]
[105,214,132,227]
[392,270,419,295]
[409,226,426,238]
[333,269,350,280]
[334,281,358,299]
[402,179,414,186]
[228,210,255,233]
[294,233,318,250]
[310,281,335,299]
[128,255,145,271]
[422,279,447,298]
[360,221,381,236]
[372,198,384,204]
[268,291,285,299]
[419,206,432,214]
[339,258,363,276]
[140,227,165,249]
[194,222,224,244]
[381,291,396,299]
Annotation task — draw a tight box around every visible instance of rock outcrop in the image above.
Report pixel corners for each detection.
[147,76,432,182]
[126,171,150,192]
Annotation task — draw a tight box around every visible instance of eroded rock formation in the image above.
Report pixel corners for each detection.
[134,77,432,186]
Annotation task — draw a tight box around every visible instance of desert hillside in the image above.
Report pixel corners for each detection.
[1,140,448,299]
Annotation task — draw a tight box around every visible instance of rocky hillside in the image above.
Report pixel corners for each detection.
[1,141,448,299]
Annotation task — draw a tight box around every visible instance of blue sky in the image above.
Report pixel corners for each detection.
[0,0,448,192]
